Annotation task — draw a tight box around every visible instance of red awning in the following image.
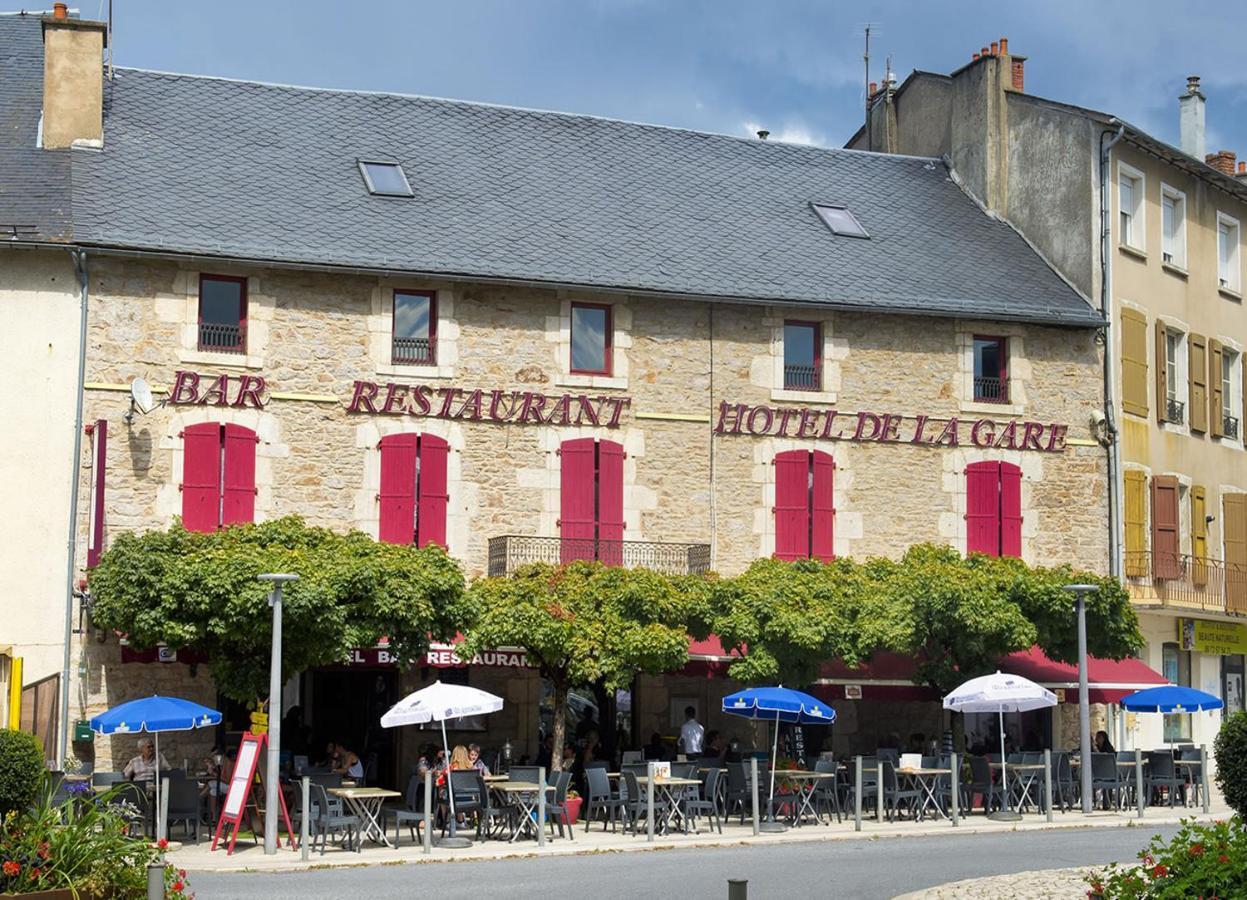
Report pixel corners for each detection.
[813,652,939,702]
[998,647,1170,703]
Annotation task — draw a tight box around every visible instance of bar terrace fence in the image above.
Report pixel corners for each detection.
[488,535,712,577]
[1125,550,1247,617]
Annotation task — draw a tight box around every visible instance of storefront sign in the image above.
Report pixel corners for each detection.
[347,381,631,428]
[342,644,532,669]
[713,402,1068,452]
[843,684,863,700]
[1179,618,1247,655]
[168,370,267,409]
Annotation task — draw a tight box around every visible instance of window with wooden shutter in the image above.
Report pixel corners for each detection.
[1224,494,1247,614]
[810,452,835,562]
[1189,334,1208,433]
[1123,469,1148,576]
[1191,486,1208,586]
[1150,476,1181,579]
[558,438,624,564]
[181,422,257,532]
[1210,339,1225,438]
[999,463,1022,557]
[1154,319,1169,425]
[415,435,449,548]
[221,424,257,526]
[964,461,1021,558]
[378,433,450,547]
[596,441,625,565]
[1120,309,1149,418]
[773,450,835,562]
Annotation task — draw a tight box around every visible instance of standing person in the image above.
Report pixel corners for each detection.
[679,706,704,757]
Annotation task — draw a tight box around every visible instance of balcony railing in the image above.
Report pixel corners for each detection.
[783,363,820,391]
[488,535,712,577]
[973,376,1009,404]
[1125,550,1247,617]
[392,335,437,366]
[197,321,246,354]
[1225,414,1240,440]
[1164,396,1185,425]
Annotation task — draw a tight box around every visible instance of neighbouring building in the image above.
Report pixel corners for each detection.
[849,36,1247,752]
[2,12,1139,780]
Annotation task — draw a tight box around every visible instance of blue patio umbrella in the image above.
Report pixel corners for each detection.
[722,687,835,831]
[1119,685,1224,714]
[91,695,222,840]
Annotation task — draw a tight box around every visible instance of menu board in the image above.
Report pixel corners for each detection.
[223,738,259,818]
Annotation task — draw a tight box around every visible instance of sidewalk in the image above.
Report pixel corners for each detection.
[168,795,1232,874]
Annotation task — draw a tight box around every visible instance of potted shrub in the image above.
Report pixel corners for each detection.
[563,790,583,825]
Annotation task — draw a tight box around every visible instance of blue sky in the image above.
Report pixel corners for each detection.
[72,0,1247,153]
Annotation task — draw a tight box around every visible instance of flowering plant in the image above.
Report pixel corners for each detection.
[1086,817,1247,899]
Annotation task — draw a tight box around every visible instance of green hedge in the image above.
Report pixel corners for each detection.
[1215,710,1247,818]
[0,729,44,817]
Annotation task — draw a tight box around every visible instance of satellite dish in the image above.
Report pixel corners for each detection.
[131,378,156,414]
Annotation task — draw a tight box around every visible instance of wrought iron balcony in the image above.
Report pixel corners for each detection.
[197,321,246,354]
[973,376,1009,403]
[1124,550,1247,617]
[1225,414,1240,440]
[392,335,437,366]
[488,535,712,577]
[782,363,820,391]
[1164,397,1185,425]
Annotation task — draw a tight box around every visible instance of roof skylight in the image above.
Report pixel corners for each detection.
[813,203,869,239]
[359,160,413,197]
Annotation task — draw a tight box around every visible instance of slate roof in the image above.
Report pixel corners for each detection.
[2,11,1100,326]
[0,13,71,242]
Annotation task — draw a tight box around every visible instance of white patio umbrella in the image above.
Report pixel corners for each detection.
[943,671,1056,822]
[380,681,504,848]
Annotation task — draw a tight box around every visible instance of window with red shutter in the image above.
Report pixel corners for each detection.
[221,424,258,525]
[999,463,1022,558]
[181,422,257,532]
[596,441,625,565]
[377,433,450,547]
[416,435,449,548]
[810,451,835,562]
[558,438,625,564]
[774,450,835,561]
[965,461,1023,557]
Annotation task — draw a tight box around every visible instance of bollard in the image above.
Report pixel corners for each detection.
[300,776,310,861]
[853,756,862,832]
[146,860,164,900]
[1200,745,1210,814]
[646,762,656,843]
[423,770,433,854]
[727,878,748,900]
[1135,748,1144,819]
[876,762,884,824]
[1043,749,1052,823]
[951,752,960,827]
[537,766,547,848]
[749,757,760,836]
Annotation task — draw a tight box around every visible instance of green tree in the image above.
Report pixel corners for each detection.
[461,562,698,771]
[89,517,469,702]
[1215,710,1247,818]
[0,728,44,817]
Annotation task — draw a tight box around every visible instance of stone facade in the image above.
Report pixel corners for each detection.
[66,254,1109,770]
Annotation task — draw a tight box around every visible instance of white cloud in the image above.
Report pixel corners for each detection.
[742,119,827,146]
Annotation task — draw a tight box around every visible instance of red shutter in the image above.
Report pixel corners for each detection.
[560,438,597,563]
[810,450,835,562]
[87,419,107,567]
[774,450,810,561]
[181,423,222,532]
[221,424,257,526]
[965,461,1001,556]
[999,462,1022,558]
[415,434,449,548]
[1151,476,1181,579]
[378,433,418,545]
[596,440,625,564]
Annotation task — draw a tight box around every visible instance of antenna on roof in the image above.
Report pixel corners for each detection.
[861,23,880,152]
[107,0,113,80]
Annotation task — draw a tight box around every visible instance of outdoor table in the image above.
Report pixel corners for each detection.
[636,776,702,835]
[771,769,836,826]
[491,780,547,842]
[895,767,952,821]
[483,773,508,783]
[328,786,402,848]
[989,762,1046,812]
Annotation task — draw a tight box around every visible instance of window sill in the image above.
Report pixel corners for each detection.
[1159,420,1189,437]
[178,348,264,370]
[375,361,454,379]
[960,399,1023,417]
[1219,286,1243,302]
[770,388,837,405]
[554,372,628,391]
[1213,434,1245,450]
[1161,261,1189,279]
[1118,243,1148,261]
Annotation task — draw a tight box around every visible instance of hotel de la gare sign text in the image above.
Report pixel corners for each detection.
[167,370,1070,453]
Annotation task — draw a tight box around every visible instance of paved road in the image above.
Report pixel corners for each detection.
[192,825,1172,899]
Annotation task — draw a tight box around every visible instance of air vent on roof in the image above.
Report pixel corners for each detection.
[812,203,869,239]
[358,160,413,198]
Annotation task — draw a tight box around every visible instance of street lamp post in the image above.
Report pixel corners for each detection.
[1064,584,1098,814]
[258,573,299,855]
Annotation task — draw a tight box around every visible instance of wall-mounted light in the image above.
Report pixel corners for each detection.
[1206,514,1216,525]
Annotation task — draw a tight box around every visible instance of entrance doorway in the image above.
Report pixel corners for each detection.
[307,669,399,789]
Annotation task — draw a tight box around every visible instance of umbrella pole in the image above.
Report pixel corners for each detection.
[155,732,162,844]
[988,706,1021,822]
[759,710,786,833]
[437,717,471,849]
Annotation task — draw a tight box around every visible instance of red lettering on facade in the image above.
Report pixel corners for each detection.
[170,370,201,405]
[879,414,902,442]
[604,397,631,428]
[911,414,930,444]
[382,382,408,415]
[853,412,882,441]
[232,375,266,409]
[775,407,799,437]
[934,418,960,446]
[1046,424,1069,452]
[714,402,747,434]
[1021,421,1045,451]
[746,405,774,435]
[518,392,546,424]
[545,393,573,426]
[970,418,996,448]
[993,420,1019,450]
[456,389,485,420]
[796,408,819,439]
[819,410,840,439]
[437,388,460,418]
[412,385,434,415]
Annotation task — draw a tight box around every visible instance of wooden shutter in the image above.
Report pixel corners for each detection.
[559,438,597,563]
[415,434,449,548]
[1191,486,1208,586]
[1209,339,1224,438]
[378,433,417,544]
[999,462,1023,558]
[1123,469,1148,576]
[774,450,811,561]
[1224,494,1247,614]
[221,424,257,526]
[1189,334,1208,433]
[87,420,107,568]
[1154,319,1169,425]
[1120,309,1150,418]
[1242,353,1246,445]
[1150,475,1181,579]
[810,451,835,562]
[965,461,1002,556]
[181,422,222,532]
[596,440,626,565]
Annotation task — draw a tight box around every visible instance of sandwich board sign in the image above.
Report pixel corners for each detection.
[211,731,294,854]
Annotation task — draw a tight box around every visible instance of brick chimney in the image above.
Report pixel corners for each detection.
[41,7,108,149]
[1206,150,1237,176]
[1179,75,1206,160]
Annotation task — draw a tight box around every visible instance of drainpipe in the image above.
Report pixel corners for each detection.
[58,248,90,766]
[1100,124,1127,579]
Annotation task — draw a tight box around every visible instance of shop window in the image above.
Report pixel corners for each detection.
[782,322,821,391]
[1123,469,1148,576]
[973,336,1009,403]
[1150,475,1181,579]
[391,290,437,366]
[377,433,449,547]
[559,437,624,563]
[569,303,612,375]
[198,275,247,354]
[774,449,834,562]
[1162,642,1192,742]
[181,422,257,532]
[965,461,1021,558]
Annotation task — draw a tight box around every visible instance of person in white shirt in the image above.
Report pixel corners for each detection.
[679,706,704,755]
[122,738,170,784]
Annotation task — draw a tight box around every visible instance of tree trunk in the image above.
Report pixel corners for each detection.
[591,680,617,761]
[551,681,568,772]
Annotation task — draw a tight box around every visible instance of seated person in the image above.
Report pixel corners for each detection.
[1093,730,1115,753]
[468,743,491,777]
[122,738,169,784]
[332,742,364,780]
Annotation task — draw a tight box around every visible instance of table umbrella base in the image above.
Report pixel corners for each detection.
[759,821,788,833]
[988,810,1022,822]
[436,836,473,849]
